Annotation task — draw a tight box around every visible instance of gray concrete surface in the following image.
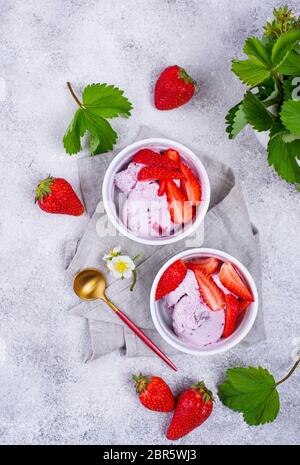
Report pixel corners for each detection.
[0,0,299,445]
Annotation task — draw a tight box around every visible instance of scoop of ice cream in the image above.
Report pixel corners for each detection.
[123,181,173,237]
[172,295,206,334]
[165,269,199,307]
[114,162,142,195]
[164,269,225,347]
[172,295,225,347]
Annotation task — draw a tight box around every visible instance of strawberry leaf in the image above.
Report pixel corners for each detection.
[256,77,279,104]
[225,102,247,139]
[84,109,117,155]
[268,122,300,183]
[280,100,300,136]
[272,29,300,69]
[243,37,272,67]
[218,366,280,426]
[63,83,133,156]
[63,109,86,155]
[283,78,294,100]
[276,50,300,75]
[231,59,270,86]
[243,91,274,131]
[82,83,132,118]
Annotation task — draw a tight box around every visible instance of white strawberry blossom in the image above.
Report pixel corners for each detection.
[103,246,121,261]
[103,245,141,290]
[107,255,135,279]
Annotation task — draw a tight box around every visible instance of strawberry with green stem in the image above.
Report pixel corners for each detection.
[35,176,84,216]
[133,374,175,412]
[166,381,214,440]
[154,66,196,110]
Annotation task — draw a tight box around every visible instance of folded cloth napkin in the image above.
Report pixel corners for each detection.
[65,126,266,360]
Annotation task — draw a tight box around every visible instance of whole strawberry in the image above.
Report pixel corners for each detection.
[35,176,84,216]
[133,374,175,412]
[166,381,213,440]
[154,65,196,110]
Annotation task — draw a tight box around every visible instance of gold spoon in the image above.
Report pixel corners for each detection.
[73,268,177,371]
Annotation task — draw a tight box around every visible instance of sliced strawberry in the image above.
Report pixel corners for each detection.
[158,180,166,196]
[223,294,240,338]
[187,258,220,276]
[133,149,179,171]
[137,166,183,182]
[180,162,201,205]
[164,148,181,163]
[238,299,250,315]
[165,180,193,224]
[155,260,187,300]
[133,148,157,160]
[192,269,225,311]
[219,262,254,302]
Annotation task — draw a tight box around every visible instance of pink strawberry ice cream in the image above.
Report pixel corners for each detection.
[114,162,141,195]
[114,162,174,237]
[164,270,225,347]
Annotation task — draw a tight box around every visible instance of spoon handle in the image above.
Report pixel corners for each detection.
[105,299,177,371]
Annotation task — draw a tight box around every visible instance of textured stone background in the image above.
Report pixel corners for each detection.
[0,0,299,445]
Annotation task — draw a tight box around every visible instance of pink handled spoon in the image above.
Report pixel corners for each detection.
[73,268,177,371]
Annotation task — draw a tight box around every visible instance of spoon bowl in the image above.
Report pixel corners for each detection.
[73,268,107,301]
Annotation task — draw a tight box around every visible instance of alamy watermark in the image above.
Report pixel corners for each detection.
[95,197,204,247]
[291,77,300,101]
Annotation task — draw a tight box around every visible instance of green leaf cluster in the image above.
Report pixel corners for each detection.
[218,366,280,426]
[226,5,300,185]
[264,5,300,39]
[63,83,133,156]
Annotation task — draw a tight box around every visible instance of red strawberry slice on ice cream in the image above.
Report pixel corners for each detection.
[238,299,250,314]
[165,180,193,224]
[219,262,254,302]
[180,162,202,205]
[133,149,180,171]
[157,180,166,196]
[164,148,181,163]
[222,294,240,338]
[192,268,225,311]
[187,257,220,276]
[137,166,184,182]
[155,260,187,301]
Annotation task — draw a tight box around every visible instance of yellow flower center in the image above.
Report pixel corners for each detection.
[115,261,129,273]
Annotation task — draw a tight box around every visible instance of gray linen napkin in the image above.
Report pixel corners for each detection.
[65,126,266,360]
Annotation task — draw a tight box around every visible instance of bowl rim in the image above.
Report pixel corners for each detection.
[102,138,211,246]
[150,247,259,355]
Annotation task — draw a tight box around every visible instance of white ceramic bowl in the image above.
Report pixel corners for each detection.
[150,248,259,355]
[102,138,210,245]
